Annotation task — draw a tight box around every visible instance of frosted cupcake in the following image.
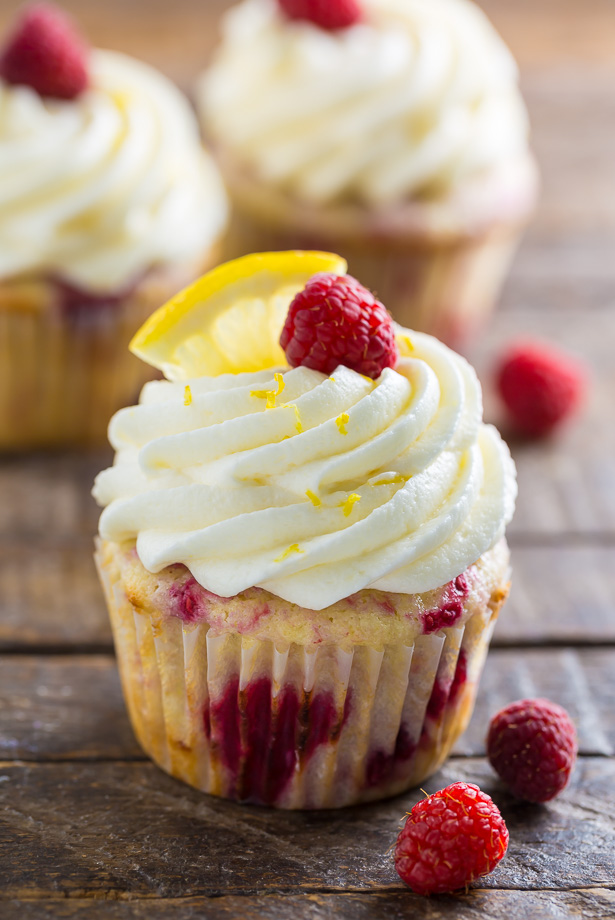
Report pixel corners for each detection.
[198,0,537,346]
[93,251,516,809]
[0,4,227,449]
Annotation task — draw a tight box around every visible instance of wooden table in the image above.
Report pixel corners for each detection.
[1,1,614,917]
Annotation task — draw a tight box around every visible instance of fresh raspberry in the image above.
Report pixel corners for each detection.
[395,782,509,896]
[280,272,398,379]
[0,3,89,100]
[496,341,586,437]
[278,0,362,29]
[487,698,577,803]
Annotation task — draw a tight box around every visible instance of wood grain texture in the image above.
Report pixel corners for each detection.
[497,546,615,645]
[0,758,613,900]
[3,889,615,920]
[1,649,613,763]
[0,543,109,649]
[0,655,142,761]
[0,452,106,539]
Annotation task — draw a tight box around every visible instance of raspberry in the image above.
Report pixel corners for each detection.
[278,0,362,30]
[395,782,509,896]
[280,273,398,379]
[0,3,89,100]
[496,341,586,437]
[487,698,577,803]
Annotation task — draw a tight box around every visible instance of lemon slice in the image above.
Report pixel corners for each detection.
[130,251,347,380]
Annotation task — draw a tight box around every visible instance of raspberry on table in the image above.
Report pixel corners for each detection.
[496,341,586,437]
[278,0,362,30]
[0,2,89,100]
[280,272,399,379]
[487,698,577,803]
[394,782,509,896]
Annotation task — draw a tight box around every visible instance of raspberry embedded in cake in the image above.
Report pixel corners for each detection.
[203,676,353,805]
[421,573,471,634]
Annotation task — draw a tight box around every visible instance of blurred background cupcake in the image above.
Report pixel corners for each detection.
[198,0,538,347]
[0,3,227,450]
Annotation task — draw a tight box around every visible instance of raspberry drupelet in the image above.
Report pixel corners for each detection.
[487,698,577,803]
[395,782,509,895]
[280,271,399,379]
[0,2,89,100]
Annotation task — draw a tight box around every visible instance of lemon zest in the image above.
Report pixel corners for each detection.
[329,376,336,383]
[397,332,414,355]
[183,385,192,407]
[336,412,350,435]
[251,374,286,410]
[340,493,361,517]
[306,489,321,507]
[274,372,285,397]
[111,89,132,111]
[281,404,303,433]
[251,388,276,409]
[371,474,409,487]
[274,543,305,563]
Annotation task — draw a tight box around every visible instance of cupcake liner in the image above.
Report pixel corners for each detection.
[215,154,538,348]
[96,546,508,809]
[220,206,523,350]
[0,257,216,451]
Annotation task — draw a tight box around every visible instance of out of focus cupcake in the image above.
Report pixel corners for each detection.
[93,250,517,809]
[198,0,537,346]
[0,3,227,450]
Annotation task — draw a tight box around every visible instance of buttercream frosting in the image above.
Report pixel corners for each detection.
[0,50,227,291]
[94,329,517,610]
[200,0,530,206]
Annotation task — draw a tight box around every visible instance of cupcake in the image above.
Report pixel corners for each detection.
[0,3,227,450]
[93,251,516,809]
[198,0,537,347]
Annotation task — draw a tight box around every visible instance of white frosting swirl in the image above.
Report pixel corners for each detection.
[0,50,227,291]
[200,0,530,206]
[94,330,517,610]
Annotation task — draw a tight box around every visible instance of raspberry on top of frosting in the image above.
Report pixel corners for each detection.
[278,0,362,30]
[0,3,89,100]
[280,272,399,379]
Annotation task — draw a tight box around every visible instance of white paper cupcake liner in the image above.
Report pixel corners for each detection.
[0,257,216,451]
[216,156,538,348]
[97,549,507,809]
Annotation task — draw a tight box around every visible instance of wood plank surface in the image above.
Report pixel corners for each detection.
[0,0,613,916]
[0,655,142,761]
[1,758,613,900]
[3,889,615,920]
[1,649,613,764]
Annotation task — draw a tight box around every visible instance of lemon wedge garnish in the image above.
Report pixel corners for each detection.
[130,251,347,380]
